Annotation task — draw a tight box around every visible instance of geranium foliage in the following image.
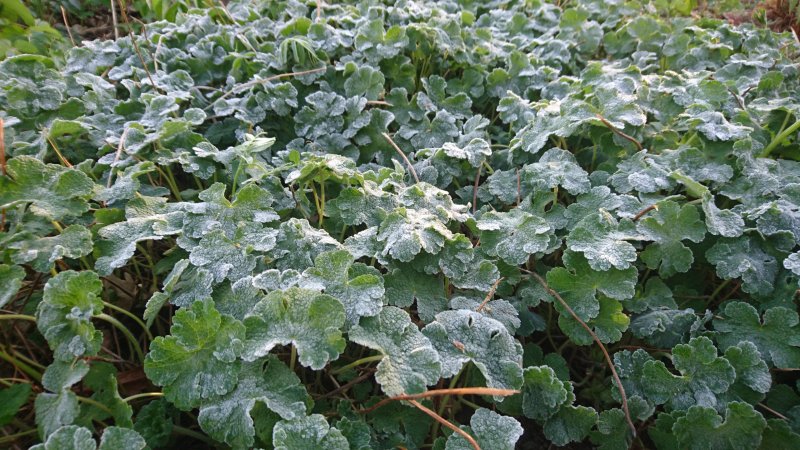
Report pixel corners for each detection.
[2,0,800,448]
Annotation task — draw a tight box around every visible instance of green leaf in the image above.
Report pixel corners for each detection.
[558,297,630,345]
[243,287,346,370]
[0,264,25,308]
[567,212,639,271]
[543,405,598,446]
[441,138,491,168]
[349,306,441,396]
[445,408,523,450]
[272,218,343,271]
[521,148,591,195]
[198,357,310,449]
[520,366,573,421]
[95,195,185,275]
[97,427,147,450]
[423,310,524,393]
[714,301,800,369]
[188,229,257,283]
[9,225,93,272]
[384,267,447,323]
[641,336,736,410]
[706,236,777,296]
[29,425,94,450]
[144,300,245,410]
[477,208,555,265]
[376,208,453,262]
[0,383,31,426]
[133,399,173,449]
[673,402,767,450]
[0,156,94,220]
[546,251,638,321]
[638,201,706,276]
[79,363,132,428]
[273,414,350,450]
[35,391,79,440]
[36,271,103,361]
[302,250,384,326]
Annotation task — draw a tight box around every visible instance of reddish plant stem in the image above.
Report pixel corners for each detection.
[382,132,420,184]
[475,277,504,312]
[596,114,643,151]
[527,270,637,436]
[408,399,481,450]
[633,204,657,221]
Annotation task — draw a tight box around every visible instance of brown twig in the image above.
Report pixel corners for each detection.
[0,117,6,177]
[1,118,5,232]
[360,387,518,415]
[758,402,789,420]
[408,399,481,450]
[632,204,657,221]
[209,67,327,109]
[109,0,119,39]
[316,369,375,400]
[527,270,637,437]
[366,100,392,106]
[476,277,504,312]
[46,136,73,167]
[316,0,322,21]
[595,114,643,151]
[472,165,482,214]
[60,7,76,46]
[382,132,420,184]
[117,0,158,92]
[107,128,130,189]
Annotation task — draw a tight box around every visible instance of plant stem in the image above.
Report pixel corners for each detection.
[0,314,36,322]
[331,354,383,375]
[0,428,37,445]
[97,313,146,362]
[289,345,297,371]
[123,392,164,403]
[172,425,217,445]
[77,395,115,415]
[0,347,42,381]
[762,116,800,157]
[103,301,154,341]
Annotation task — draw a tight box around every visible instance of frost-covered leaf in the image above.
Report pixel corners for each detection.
[273,414,349,450]
[638,201,705,276]
[641,336,736,410]
[349,306,441,396]
[36,271,103,361]
[567,212,639,271]
[477,208,555,265]
[520,366,573,421]
[376,208,453,262]
[445,408,523,450]
[0,264,25,308]
[302,250,384,326]
[713,301,800,369]
[543,405,598,446]
[706,236,777,296]
[0,156,94,220]
[271,218,343,271]
[9,225,92,272]
[243,288,346,370]
[423,310,523,393]
[144,300,245,410]
[198,357,310,449]
[521,148,591,195]
[673,402,766,449]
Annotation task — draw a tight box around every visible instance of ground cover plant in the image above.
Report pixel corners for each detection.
[2,0,800,448]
